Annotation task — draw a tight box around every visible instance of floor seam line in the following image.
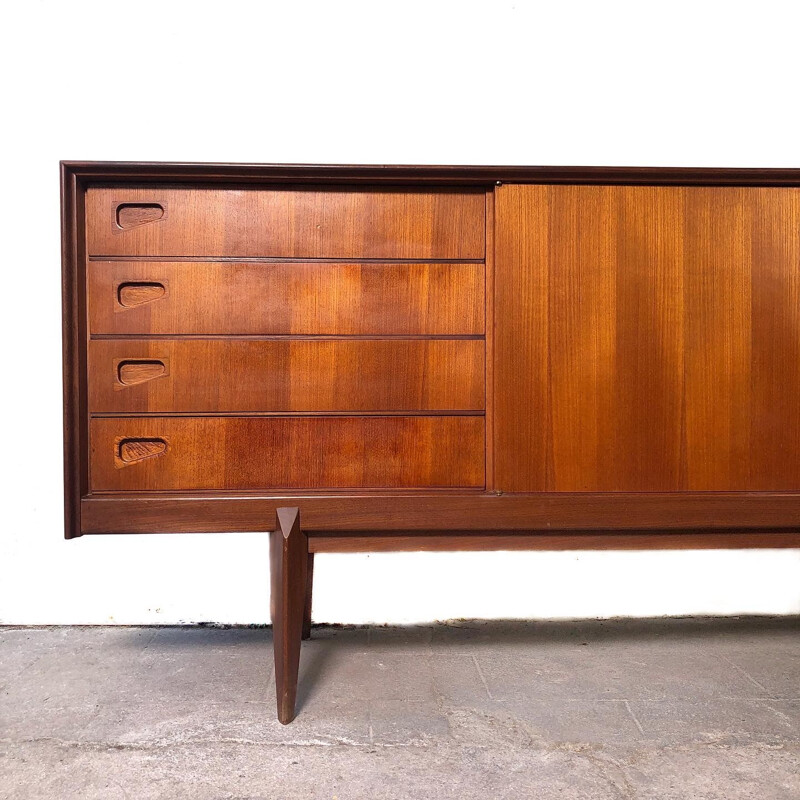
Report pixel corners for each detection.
[622,699,646,736]
[471,654,493,700]
[719,654,774,696]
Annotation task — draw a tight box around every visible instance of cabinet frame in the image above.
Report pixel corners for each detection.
[63,160,800,544]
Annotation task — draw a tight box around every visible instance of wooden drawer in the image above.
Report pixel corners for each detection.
[86,187,485,259]
[89,416,485,491]
[88,261,485,335]
[88,339,485,412]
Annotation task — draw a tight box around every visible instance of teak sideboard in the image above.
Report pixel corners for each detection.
[62,162,800,723]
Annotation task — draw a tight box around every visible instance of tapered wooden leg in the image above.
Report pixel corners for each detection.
[302,552,314,640]
[270,507,308,724]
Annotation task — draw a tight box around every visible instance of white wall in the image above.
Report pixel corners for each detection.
[1,0,798,625]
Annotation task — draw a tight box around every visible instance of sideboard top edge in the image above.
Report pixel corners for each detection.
[60,161,800,187]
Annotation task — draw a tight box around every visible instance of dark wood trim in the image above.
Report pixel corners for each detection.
[80,492,800,535]
[309,531,800,552]
[62,161,800,187]
[61,163,88,539]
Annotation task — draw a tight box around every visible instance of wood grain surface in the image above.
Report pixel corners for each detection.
[86,187,486,259]
[495,184,800,492]
[88,339,485,412]
[88,261,485,335]
[90,416,485,491]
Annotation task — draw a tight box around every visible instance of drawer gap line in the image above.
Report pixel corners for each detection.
[90,334,486,341]
[89,256,486,265]
[90,411,487,418]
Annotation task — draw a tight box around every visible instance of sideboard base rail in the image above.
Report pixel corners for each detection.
[79,493,800,537]
[307,531,800,552]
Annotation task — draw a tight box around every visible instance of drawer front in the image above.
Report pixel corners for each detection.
[88,261,485,335]
[86,187,485,259]
[90,417,485,491]
[88,339,485,412]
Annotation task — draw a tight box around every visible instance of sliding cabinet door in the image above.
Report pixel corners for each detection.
[494,184,800,492]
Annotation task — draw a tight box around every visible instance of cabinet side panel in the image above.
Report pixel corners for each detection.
[546,186,618,490]
[608,187,686,490]
[494,185,551,491]
[748,189,800,488]
[683,188,752,489]
[494,183,800,492]
[684,187,800,489]
[495,185,687,491]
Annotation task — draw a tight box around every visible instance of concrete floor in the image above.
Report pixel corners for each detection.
[0,618,798,799]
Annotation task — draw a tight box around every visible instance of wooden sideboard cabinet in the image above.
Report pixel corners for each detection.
[62,162,800,723]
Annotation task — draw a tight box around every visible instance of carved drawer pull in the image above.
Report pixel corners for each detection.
[118,281,166,308]
[115,202,165,229]
[117,359,167,386]
[117,437,168,465]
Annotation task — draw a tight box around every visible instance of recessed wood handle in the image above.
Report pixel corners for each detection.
[117,438,167,464]
[118,281,166,308]
[117,359,167,386]
[116,203,165,229]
